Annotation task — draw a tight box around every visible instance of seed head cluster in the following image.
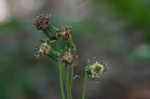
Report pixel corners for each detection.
[32,13,109,99]
[33,13,107,81]
[33,14,77,66]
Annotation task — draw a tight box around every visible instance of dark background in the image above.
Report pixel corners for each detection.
[1,0,150,99]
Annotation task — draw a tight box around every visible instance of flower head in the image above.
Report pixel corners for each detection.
[34,15,50,30]
[35,39,51,58]
[61,50,73,65]
[56,26,72,41]
[90,62,104,78]
[61,49,77,65]
[85,60,105,79]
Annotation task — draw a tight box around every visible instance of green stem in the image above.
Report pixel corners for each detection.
[71,66,74,88]
[58,62,66,99]
[82,71,88,99]
[82,60,90,99]
[66,68,72,99]
[43,30,51,39]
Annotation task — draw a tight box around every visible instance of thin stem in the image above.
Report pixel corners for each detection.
[66,69,69,99]
[82,71,88,99]
[58,62,66,99]
[82,60,90,99]
[66,68,72,99]
[71,66,74,88]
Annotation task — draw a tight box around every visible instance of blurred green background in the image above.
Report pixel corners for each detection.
[1,0,150,99]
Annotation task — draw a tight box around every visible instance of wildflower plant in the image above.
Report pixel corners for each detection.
[33,14,107,99]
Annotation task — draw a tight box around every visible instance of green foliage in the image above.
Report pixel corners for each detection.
[0,18,23,35]
[0,82,8,99]
[130,44,150,60]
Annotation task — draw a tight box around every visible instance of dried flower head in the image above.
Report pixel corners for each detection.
[61,49,77,65]
[56,26,72,41]
[34,15,50,30]
[90,61,104,78]
[61,50,73,65]
[35,39,51,58]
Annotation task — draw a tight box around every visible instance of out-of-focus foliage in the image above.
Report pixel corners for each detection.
[130,44,150,60]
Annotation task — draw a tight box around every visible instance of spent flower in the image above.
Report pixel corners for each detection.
[34,39,51,58]
[61,49,77,66]
[56,26,72,41]
[34,15,50,30]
